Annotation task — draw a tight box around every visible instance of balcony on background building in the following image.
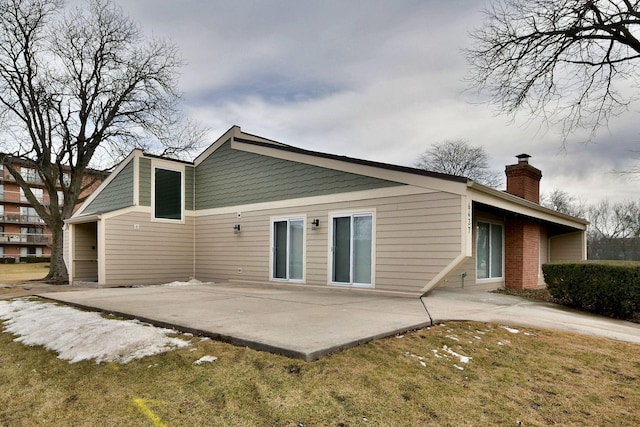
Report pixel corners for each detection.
[0,189,61,206]
[0,213,46,224]
[0,232,52,246]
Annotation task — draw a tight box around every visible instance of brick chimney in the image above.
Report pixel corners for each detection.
[505,154,542,204]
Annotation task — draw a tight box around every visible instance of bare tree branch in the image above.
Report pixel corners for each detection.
[466,0,640,142]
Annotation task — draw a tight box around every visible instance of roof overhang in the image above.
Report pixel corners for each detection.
[469,182,588,230]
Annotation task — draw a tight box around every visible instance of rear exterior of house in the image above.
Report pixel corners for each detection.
[65,126,588,295]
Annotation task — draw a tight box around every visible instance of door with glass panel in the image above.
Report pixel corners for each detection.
[331,213,373,287]
[272,218,304,281]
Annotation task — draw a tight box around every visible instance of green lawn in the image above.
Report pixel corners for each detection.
[1,318,638,426]
[0,262,49,284]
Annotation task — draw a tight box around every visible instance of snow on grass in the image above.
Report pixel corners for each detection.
[0,299,190,364]
[442,345,471,364]
[500,325,520,334]
[194,355,218,365]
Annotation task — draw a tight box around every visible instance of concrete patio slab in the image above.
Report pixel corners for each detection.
[38,283,431,361]
[35,283,640,362]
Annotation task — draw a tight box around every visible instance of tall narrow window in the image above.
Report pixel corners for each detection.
[331,213,373,286]
[272,218,304,281]
[477,222,503,279]
[154,167,183,220]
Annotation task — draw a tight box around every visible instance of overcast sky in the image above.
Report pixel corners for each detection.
[120,0,639,205]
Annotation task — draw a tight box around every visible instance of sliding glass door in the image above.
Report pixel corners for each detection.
[272,218,304,281]
[331,213,373,287]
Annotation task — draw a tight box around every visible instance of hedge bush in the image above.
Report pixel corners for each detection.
[0,257,16,264]
[21,256,51,263]
[542,261,640,319]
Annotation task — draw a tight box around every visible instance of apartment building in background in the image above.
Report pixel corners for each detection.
[0,157,103,261]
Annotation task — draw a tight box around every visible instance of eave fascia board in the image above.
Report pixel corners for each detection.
[193,125,241,166]
[469,182,589,230]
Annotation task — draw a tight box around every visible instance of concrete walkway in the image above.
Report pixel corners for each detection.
[35,283,640,361]
[38,283,431,361]
[424,288,640,344]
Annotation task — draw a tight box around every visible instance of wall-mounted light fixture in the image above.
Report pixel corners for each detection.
[311,218,320,230]
[233,224,241,234]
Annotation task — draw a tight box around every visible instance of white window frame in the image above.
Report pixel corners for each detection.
[476,220,504,281]
[151,160,185,223]
[269,216,306,283]
[328,211,375,288]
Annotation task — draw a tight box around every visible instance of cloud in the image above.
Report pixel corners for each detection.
[120,0,639,204]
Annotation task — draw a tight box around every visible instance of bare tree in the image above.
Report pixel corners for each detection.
[466,0,640,141]
[588,200,640,239]
[415,139,503,187]
[541,189,586,217]
[0,0,204,282]
[587,199,640,259]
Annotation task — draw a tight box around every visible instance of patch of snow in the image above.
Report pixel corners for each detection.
[497,341,505,346]
[431,349,443,359]
[0,299,190,364]
[500,325,520,334]
[445,335,460,341]
[193,355,218,365]
[159,279,212,287]
[443,345,472,364]
[395,334,404,339]
[453,364,464,371]
[474,336,482,340]
[419,360,427,367]
[524,332,537,337]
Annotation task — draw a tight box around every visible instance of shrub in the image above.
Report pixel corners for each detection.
[542,261,640,319]
[21,256,51,263]
[0,257,17,264]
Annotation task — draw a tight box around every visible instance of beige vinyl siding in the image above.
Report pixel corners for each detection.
[195,141,404,210]
[63,226,71,272]
[139,157,151,206]
[83,160,134,214]
[549,231,584,262]
[72,222,98,281]
[195,191,462,295]
[103,211,194,285]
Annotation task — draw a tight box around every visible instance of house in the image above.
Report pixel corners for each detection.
[0,157,103,262]
[64,126,587,295]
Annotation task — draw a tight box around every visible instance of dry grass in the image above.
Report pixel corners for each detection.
[0,262,49,284]
[1,318,638,426]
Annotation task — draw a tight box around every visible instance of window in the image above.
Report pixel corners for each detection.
[476,222,503,279]
[21,247,42,257]
[271,218,304,281]
[20,207,42,223]
[20,187,43,203]
[20,167,40,184]
[153,167,183,220]
[331,213,373,286]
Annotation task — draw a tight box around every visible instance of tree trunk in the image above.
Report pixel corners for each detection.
[47,224,68,284]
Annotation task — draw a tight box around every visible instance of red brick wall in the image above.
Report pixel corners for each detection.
[505,164,542,203]
[505,218,540,289]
